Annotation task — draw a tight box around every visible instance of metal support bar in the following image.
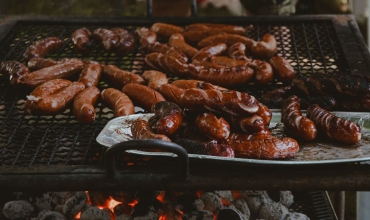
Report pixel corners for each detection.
[334,191,345,220]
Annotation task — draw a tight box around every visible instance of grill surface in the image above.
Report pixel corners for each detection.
[0,18,351,167]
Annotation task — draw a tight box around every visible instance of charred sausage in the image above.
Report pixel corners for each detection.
[269,56,295,82]
[0,61,30,85]
[23,37,63,61]
[144,53,189,77]
[158,84,184,106]
[169,33,199,58]
[93,28,119,52]
[228,42,249,60]
[27,58,58,71]
[135,27,157,49]
[192,43,227,62]
[195,112,230,140]
[142,70,169,91]
[78,63,102,87]
[150,23,184,39]
[171,79,227,90]
[149,101,183,136]
[250,60,274,85]
[101,88,135,117]
[131,119,171,142]
[71,28,92,53]
[102,65,145,89]
[174,138,234,157]
[73,86,100,124]
[250,34,277,59]
[197,33,255,49]
[229,114,266,133]
[112,28,135,55]
[147,42,188,63]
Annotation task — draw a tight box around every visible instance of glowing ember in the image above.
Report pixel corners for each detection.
[74,211,81,219]
[96,196,122,213]
[156,191,166,202]
[128,199,138,208]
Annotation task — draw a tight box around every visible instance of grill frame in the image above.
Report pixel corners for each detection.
[0,14,370,194]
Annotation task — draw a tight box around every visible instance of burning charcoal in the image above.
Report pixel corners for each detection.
[244,193,270,216]
[216,208,242,220]
[3,200,34,220]
[30,192,58,212]
[162,199,182,220]
[55,192,74,205]
[34,210,66,220]
[175,193,204,213]
[111,191,136,203]
[258,202,289,220]
[135,191,161,202]
[200,192,223,214]
[80,206,110,220]
[63,191,88,219]
[279,191,294,208]
[132,211,158,220]
[132,198,163,219]
[182,210,213,220]
[230,198,250,220]
[88,191,110,206]
[103,207,115,219]
[239,190,264,197]
[214,191,234,205]
[116,214,131,220]
[114,203,133,216]
[285,212,310,220]
[54,205,64,214]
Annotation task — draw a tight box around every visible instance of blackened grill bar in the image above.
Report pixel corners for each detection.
[0,15,370,192]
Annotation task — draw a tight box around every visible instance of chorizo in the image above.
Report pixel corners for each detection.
[269,56,295,82]
[142,70,169,91]
[92,28,119,52]
[71,28,92,53]
[282,96,317,141]
[101,88,135,117]
[131,119,171,142]
[144,53,189,77]
[197,33,255,49]
[27,58,58,71]
[250,34,277,59]
[149,101,183,136]
[112,28,135,55]
[307,104,362,144]
[23,37,63,61]
[228,42,249,60]
[73,86,100,124]
[135,27,157,49]
[195,112,230,140]
[0,61,30,85]
[122,83,166,112]
[169,33,199,58]
[158,84,184,106]
[147,42,188,63]
[150,23,184,39]
[192,43,227,62]
[102,65,145,89]
[78,63,102,87]
[26,82,85,115]
[174,138,234,157]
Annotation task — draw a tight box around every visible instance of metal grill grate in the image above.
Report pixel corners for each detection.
[0,19,349,166]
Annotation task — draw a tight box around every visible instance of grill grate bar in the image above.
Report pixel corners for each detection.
[289,24,302,77]
[313,23,329,75]
[301,23,316,75]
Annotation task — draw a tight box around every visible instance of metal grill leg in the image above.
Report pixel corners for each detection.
[334,191,345,220]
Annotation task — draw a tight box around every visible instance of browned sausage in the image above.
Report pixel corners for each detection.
[71,28,91,53]
[92,28,119,52]
[0,61,30,85]
[180,88,258,116]
[22,59,85,88]
[224,133,299,159]
[73,86,100,124]
[307,104,362,144]
[169,33,199,58]
[78,63,102,87]
[182,31,224,46]
[173,138,234,157]
[149,101,183,136]
[192,43,227,62]
[26,82,85,115]
[101,88,135,117]
[282,96,317,141]
[25,79,72,115]
[27,58,58,71]
[23,37,63,61]
[150,23,184,39]
[210,56,248,67]
[250,60,274,85]
[228,42,249,60]
[197,33,256,49]
[261,86,295,109]
[186,23,248,35]
[158,84,184,106]
[269,56,295,82]
[135,27,157,49]
[131,119,171,142]
[229,114,266,133]
[102,65,145,89]
[142,70,169,91]
[171,79,226,90]
[144,53,189,77]
[112,28,135,55]
[256,102,272,125]
[195,112,230,140]
[147,42,188,63]
[122,83,165,112]
[250,34,277,59]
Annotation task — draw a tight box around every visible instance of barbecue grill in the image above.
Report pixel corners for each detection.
[0,11,369,220]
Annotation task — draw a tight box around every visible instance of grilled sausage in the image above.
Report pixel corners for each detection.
[22,59,85,88]
[210,56,249,67]
[250,60,274,85]
[101,88,135,117]
[308,95,337,111]
[158,84,184,106]
[102,65,145,89]
[149,101,183,136]
[122,83,166,112]
[250,34,277,59]
[229,114,266,133]
[73,86,100,124]
[269,56,295,82]
[23,37,63,61]
[144,53,189,77]
[192,43,227,62]
[0,61,30,85]
[131,119,171,142]
[142,70,169,91]
[25,79,72,115]
[282,96,317,141]
[93,28,119,52]
[182,31,224,46]
[171,79,227,90]
[27,58,58,71]
[111,28,135,55]
[169,33,199,58]
[224,133,299,159]
[307,104,362,144]
[195,112,230,140]
[174,138,234,157]
[186,23,247,35]
[26,81,85,115]
[197,33,256,49]
[135,27,157,49]
[150,23,184,39]
[256,102,272,125]
[228,42,249,60]
[78,63,102,87]
[261,86,295,109]
[147,42,188,63]
[71,28,92,53]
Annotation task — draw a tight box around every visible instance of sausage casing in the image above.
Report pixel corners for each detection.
[174,138,234,157]
[197,34,255,49]
[73,86,100,124]
[171,79,227,91]
[150,23,184,39]
[0,61,30,85]
[142,70,169,91]
[144,53,189,77]
[250,34,277,59]
[147,42,188,63]
[112,28,135,55]
[149,101,183,136]
[23,37,63,61]
[158,84,184,106]
[101,88,135,117]
[93,28,119,52]
[192,43,227,62]
[135,27,157,49]
[169,33,199,58]
[230,114,266,133]
[78,63,102,87]
[228,42,249,60]
[251,60,274,85]
[102,65,145,89]
[131,119,171,142]
[269,56,295,82]
[195,112,230,140]
[27,58,58,71]
[71,28,91,53]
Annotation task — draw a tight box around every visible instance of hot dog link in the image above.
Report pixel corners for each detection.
[150,23,184,39]
[73,86,100,124]
[101,88,135,117]
[72,28,91,53]
[23,37,63,61]
[251,34,277,59]
[102,65,145,89]
[0,61,30,85]
[169,33,199,58]
[142,70,169,91]
[269,56,295,82]
[78,63,102,88]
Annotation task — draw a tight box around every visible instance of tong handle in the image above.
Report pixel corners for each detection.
[104,139,189,179]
